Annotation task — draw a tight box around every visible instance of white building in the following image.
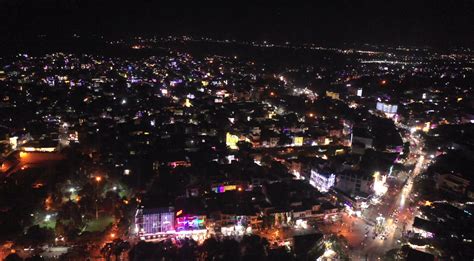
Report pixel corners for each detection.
[309,169,335,193]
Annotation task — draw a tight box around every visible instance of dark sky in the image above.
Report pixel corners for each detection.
[0,1,473,47]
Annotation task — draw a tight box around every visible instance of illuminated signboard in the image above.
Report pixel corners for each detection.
[212,185,238,193]
[176,215,206,231]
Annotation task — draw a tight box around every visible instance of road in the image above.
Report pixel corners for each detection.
[320,131,428,260]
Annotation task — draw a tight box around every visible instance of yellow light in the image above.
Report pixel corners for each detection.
[226,132,239,150]
[422,122,431,132]
[184,98,192,108]
[293,137,304,146]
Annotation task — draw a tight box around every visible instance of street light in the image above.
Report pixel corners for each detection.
[94,176,102,220]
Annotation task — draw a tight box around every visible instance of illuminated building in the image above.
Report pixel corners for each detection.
[376,102,398,117]
[293,136,304,146]
[20,140,59,153]
[309,169,335,192]
[325,91,340,100]
[219,212,258,236]
[135,207,175,240]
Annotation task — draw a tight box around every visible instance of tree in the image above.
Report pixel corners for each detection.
[18,225,54,248]
[384,248,404,261]
[221,238,240,261]
[201,237,219,260]
[240,235,269,261]
[25,255,45,261]
[4,253,22,261]
[268,247,294,261]
[55,220,66,237]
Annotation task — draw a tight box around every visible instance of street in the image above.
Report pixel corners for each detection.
[321,131,428,260]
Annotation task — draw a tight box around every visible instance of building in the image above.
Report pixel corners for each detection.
[376,102,398,115]
[412,217,436,238]
[20,140,59,153]
[292,233,324,260]
[406,247,436,261]
[351,128,373,155]
[309,169,335,193]
[435,172,470,197]
[135,207,175,240]
[335,170,373,197]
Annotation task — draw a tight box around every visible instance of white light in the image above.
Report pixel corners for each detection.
[121,99,127,105]
[373,171,388,196]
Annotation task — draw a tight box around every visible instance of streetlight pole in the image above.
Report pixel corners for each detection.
[95,176,102,220]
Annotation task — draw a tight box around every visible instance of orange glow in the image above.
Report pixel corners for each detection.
[270,92,275,96]
[237,187,243,192]
[45,195,53,210]
[176,209,183,216]
[309,113,314,117]
[95,176,102,182]
[381,80,387,85]
[110,233,116,238]
[19,151,27,158]
[32,183,44,189]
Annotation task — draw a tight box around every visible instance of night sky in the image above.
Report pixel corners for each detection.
[0,1,473,47]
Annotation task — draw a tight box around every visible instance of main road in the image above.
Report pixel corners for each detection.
[321,131,428,260]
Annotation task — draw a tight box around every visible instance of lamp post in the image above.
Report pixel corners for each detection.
[95,176,102,220]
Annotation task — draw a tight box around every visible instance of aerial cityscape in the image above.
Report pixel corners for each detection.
[0,2,473,261]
